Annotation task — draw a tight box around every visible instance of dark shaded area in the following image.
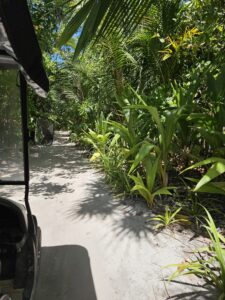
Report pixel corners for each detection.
[167,289,216,300]
[166,280,217,300]
[30,145,90,177]
[111,212,153,240]
[0,145,90,199]
[68,180,118,220]
[34,245,97,300]
[67,179,155,240]
[29,146,90,198]
[31,182,73,197]
[0,150,24,182]
[37,119,54,145]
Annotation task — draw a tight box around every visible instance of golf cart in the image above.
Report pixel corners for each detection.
[0,0,49,299]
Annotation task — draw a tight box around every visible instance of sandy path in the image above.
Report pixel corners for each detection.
[0,137,215,300]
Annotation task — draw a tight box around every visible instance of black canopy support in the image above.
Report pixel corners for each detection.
[20,72,35,235]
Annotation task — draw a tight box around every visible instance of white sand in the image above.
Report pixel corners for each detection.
[0,132,215,300]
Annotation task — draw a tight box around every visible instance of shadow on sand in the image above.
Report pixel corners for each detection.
[0,145,89,199]
[34,245,97,300]
[30,145,90,176]
[67,178,155,240]
[165,280,217,299]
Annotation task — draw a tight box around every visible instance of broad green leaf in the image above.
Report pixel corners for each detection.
[194,162,225,191]
[129,173,144,186]
[59,0,153,57]
[131,184,151,196]
[150,216,165,222]
[129,142,155,174]
[125,142,143,159]
[131,184,152,202]
[108,121,135,147]
[154,223,165,229]
[162,110,180,160]
[110,133,120,147]
[186,177,225,195]
[196,182,225,196]
[144,155,160,192]
[181,157,225,174]
[128,104,165,140]
[74,0,110,58]
[153,187,175,196]
[57,0,95,47]
[83,137,99,150]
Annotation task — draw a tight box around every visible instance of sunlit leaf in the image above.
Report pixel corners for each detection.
[194,162,225,191]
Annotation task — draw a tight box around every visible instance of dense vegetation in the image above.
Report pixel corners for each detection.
[37,0,225,204]
[30,0,225,294]
[1,0,225,295]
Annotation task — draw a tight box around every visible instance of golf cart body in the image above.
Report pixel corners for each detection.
[0,0,49,299]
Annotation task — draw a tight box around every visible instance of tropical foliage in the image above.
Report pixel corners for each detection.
[149,206,188,230]
[48,0,224,203]
[28,0,225,210]
[23,0,225,295]
[58,0,153,57]
[168,209,225,299]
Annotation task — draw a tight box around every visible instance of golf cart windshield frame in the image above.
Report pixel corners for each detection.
[0,71,29,188]
[0,59,31,216]
[0,0,49,217]
[0,60,30,210]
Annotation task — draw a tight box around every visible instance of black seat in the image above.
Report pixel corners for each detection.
[0,198,27,244]
[0,198,28,280]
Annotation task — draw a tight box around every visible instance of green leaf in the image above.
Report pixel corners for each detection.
[196,182,225,196]
[129,87,147,105]
[153,187,175,196]
[170,207,182,220]
[194,162,225,191]
[204,209,225,278]
[128,104,164,140]
[162,53,172,61]
[129,173,144,186]
[74,0,110,58]
[181,157,225,174]
[131,184,151,196]
[144,155,159,192]
[57,0,95,47]
[59,0,153,57]
[163,110,180,159]
[131,184,152,202]
[130,174,154,204]
[187,113,212,122]
[129,142,155,174]
[184,177,199,183]
[110,133,120,147]
[108,120,135,147]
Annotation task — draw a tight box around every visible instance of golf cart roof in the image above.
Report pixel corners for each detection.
[0,0,49,97]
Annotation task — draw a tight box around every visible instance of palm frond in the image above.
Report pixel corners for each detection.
[58,0,153,58]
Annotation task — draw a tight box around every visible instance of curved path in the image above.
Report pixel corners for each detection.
[0,133,214,300]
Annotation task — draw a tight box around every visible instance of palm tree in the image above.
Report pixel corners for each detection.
[57,0,153,58]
